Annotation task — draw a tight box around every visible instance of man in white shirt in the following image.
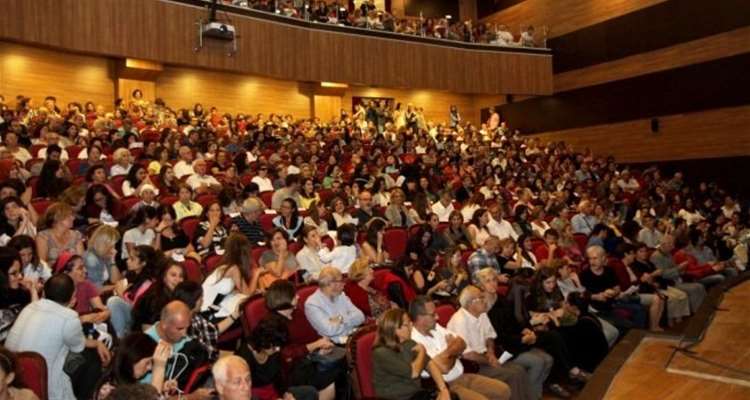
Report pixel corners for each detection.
[616,170,640,194]
[251,164,274,192]
[447,287,536,400]
[186,159,221,194]
[410,296,510,400]
[173,146,195,178]
[432,190,456,223]
[487,203,519,241]
[637,214,663,248]
[6,274,111,400]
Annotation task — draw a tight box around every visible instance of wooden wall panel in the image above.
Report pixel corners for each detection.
[529,106,750,163]
[0,42,114,110]
[117,79,156,103]
[0,0,552,95]
[481,0,665,38]
[155,67,312,118]
[554,26,750,92]
[313,95,342,122]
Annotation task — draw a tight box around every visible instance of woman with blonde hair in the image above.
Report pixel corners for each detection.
[109,148,132,176]
[84,224,122,288]
[385,188,414,228]
[344,257,393,318]
[36,203,84,267]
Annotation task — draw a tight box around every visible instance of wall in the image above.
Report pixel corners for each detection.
[0,42,115,109]
[530,105,750,163]
[480,0,665,38]
[155,67,312,118]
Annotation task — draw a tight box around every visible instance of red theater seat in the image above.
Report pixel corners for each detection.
[347,324,378,399]
[16,351,47,400]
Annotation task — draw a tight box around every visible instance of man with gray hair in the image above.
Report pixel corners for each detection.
[447,286,532,400]
[571,200,598,235]
[304,267,365,344]
[231,197,266,245]
[212,355,253,400]
[650,234,706,312]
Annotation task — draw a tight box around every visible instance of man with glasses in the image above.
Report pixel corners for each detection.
[448,286,536,400]
[304,267,365,344]
[410,296,511,400]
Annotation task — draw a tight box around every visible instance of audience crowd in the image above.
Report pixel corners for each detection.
[0,90,747,400]
[223,0,544,47]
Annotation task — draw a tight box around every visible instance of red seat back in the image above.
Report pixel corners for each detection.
[573,233,588,254]
[321,235,335,250]
[183,257,204,283]
[259,213,275,233]
[347,324,378,399]
[608,258,633,291]
[159,195,179,207]
[30,199,53,216]
[292,284,321,346]
[183,363,211,393]
[436,303,457,327]
[241,294,269,335]
[16,351,47,400]
[109,175,126,197]
[196,193,217,208]
[383,228,408,261]
[260,191,274,209]
[203,254,223,274]
[180,217,200,242]
[252,247,268,268]
[372,268,416,303]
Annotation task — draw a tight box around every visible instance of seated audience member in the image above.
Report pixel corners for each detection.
[488,203,519,241]
[354,190,383,229]
[586,224,610,250]
[94,333,171,399]
[121,206,159,260]
[261,281,340,399]
[84,224,121,289]
[36,202,84,267]
[0,197,36,241]
[193,202,228,257]
[8,235,51,286]
[121,164,155,197]
[0,346,39,400]
[273,198,304,239]
[107,245,163,338]
[237,318,319,400]
[431,190,455,223]
[231,197,266,246]
[143,301,208,388]
[630,242,691,325]
[447,286,533,400]
[344,257,394,318]
[571,200,598,235]
[327,196,353,230]
[173,146,195,179]
[444,211,472,250]
[467,236,509,283]
[109,148,132,177]
[581,246,647,332]
[131,262,186,331]
[271,173,301,211]
[528,269,610,373]
[303,200,330,236]
[84,184,119,226]
[467,208,493,248]
[36,159,70,199]
[6,274,111,400]
[155,205,195,259]
[676,229,738,287]
[298,177,320,210]
[0,247,38,340]
[173,184,203,221]
[201,233,256,321]
[385,188,414,227]
[132,184,160,211]
[186,159,221,194]
[173,281,242,362]
[650,235,707,311]
[258,229,300,290]
[251,164,274,192]
[157,165,180,195]
[304,267,365,344]
[296,225,327,281]
[318,223,358,274]
[360,218,390,264]
[372,308,456,400]
[532,229,572,269]
[409,296,511,400]
[637,214,662,248]
[511,206,534,239]
[57,253,110,323]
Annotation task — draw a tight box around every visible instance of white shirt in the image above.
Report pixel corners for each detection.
[411,324,464,382]
[488,217,518,241]
[318,245,357,274]
[174,160,194,178]
[252,176,274,192]
[296,246,325,281]
[186,174,220,190]
[678,209,705,226]
[431,201,455,223]
[37,147,69,162]
[121,227,155,259]
[447,308,497,355]
[461,204,480,222]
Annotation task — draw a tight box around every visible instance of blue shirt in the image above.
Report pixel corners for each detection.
[304,289,365,344]
[571,213,599,235]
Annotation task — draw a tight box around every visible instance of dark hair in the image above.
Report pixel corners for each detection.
[219,233,252,283]
[85,184,116,213]
[337,223,356,247]
[279,198,301,233]
[0,197,26,232]
[172,281,203,310]
[248,316,288,350]
[591,223,609,237]
[111,333,158,384]
[125,246,164,292]
[264,280,296,311]
[408,295,432,322]
[543,228,559,239]
[104,384,160,400]
[44,274,75,304]
[566,291,593,317]
[365,218,387,247]
[124,164,147,192]
[61,255,83,273]
[85,164,106,183]
[130,206,159,228]
[470,208,489,228]
[37,159,67,199]
[0,346,21,386]
[199,201,223,220]
[7,235,38,267]
[0,247,21,291]
[285,173,300,187]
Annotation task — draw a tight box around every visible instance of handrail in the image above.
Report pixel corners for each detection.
[166,0,552,55]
